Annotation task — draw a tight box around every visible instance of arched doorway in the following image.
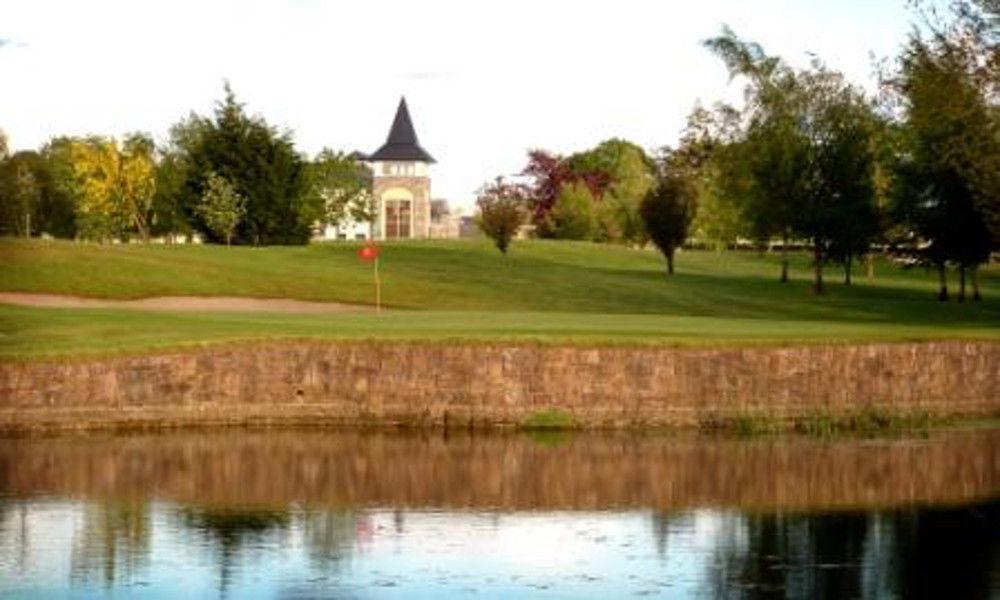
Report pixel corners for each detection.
[381,188,415,239]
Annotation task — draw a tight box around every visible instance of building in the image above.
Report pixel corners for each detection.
[362,97,437,240]
[429,199,461,239]
[316,97,462,241]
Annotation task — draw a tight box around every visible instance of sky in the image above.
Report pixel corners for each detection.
[1,0,928,210]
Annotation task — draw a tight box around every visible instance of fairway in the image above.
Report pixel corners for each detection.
[0,237,997,358]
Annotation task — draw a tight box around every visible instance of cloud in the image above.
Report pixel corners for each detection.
[0,38,9,48]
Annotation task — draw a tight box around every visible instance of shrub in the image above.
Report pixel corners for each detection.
[476,177,527,254]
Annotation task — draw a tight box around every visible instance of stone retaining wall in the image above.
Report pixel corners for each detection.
[0,341,997,431]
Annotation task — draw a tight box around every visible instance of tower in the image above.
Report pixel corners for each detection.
[365,97,435,239]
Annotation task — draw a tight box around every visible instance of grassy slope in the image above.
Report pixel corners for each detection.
[0,238,997,358]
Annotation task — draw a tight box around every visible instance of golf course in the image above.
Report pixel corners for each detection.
[0,237,996,360]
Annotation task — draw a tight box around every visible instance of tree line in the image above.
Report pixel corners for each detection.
[0,84,371,246]
[477,1,998,300]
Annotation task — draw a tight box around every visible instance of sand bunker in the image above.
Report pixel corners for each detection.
[0,293,372,314]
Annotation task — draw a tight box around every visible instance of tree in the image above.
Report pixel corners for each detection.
[705,28,811,283]
[37,139,81,239]
[119,133,157,242]
[196,172,246,245]
[521,149,611,238]
[641,173,696,276]
[64,135,157,242]
[476,177,527,254]
[685,106,752,251]
[0,129,8,160]
[522,150,572,234]
[0,152,48,237]
[567,139,653,244]
[305,150,372,232]
[889,21,997,301]
[706,29,882,294]
[171,83,310,245]
[150,149,193,241]
[795,68,880,294]
[69,137,124,241]
[11,162,40,237]
[550,182,596,240]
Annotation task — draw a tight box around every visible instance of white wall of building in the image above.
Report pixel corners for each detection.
[315,219,372,241]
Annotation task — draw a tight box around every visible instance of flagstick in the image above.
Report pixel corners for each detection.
[374,255,381,314]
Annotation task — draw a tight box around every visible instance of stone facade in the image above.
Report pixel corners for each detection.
[372,174,431,239]
[0,341,996,432]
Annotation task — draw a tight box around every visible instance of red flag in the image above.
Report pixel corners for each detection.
[357,244,380,262]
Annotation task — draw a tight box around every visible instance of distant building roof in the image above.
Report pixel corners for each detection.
[348,150,369,161]
[368,97,436,163]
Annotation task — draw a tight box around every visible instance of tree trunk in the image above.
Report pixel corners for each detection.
[844,254,852,286]
[937,264,949,301]
[666,250,675,276]
[972,265,981,301]
[226,233,232,247]
[812,244,824,295]
[866,253,875,280]
[24,212,31,238]
[958,265,966,303]
[779,235,789,283]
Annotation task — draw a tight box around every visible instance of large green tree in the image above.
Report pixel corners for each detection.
[567,139,654,244]
[706,30,883,293]
[797,68,880,293]
[685,105,752,251]
[0,149,78,239]
[889,9,997,301]
[38,138,81,239]
[705,28,811,283]
[550,181,597,240]
[171,84,312,245]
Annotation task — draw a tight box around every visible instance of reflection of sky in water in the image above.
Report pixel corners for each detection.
[0,502,745,599]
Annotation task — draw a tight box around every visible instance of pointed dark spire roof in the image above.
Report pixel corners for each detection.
[368,97,435,163]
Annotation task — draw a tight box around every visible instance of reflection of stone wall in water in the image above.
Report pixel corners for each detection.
[1,430,997,511]
[0,341,996,431]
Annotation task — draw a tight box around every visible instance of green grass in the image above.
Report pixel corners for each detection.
[519,409,577,430]
[0,237,997,359]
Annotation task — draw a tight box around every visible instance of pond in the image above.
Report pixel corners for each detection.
[0,428,996,599]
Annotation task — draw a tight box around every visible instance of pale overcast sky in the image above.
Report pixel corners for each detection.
[1,0,927,209]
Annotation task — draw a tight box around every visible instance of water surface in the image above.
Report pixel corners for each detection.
[0,429,997,598]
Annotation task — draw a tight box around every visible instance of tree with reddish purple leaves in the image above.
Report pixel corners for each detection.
[521,150,614,238]
[521,150,572,230]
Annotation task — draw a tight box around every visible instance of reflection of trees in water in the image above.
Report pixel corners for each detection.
[650,511,691,557]
[708,513,873,598]
[686,503,999,599]
[875,503,999,600]
[298,509,360,574]
[69,501,152,589]
[176,506,291,598]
